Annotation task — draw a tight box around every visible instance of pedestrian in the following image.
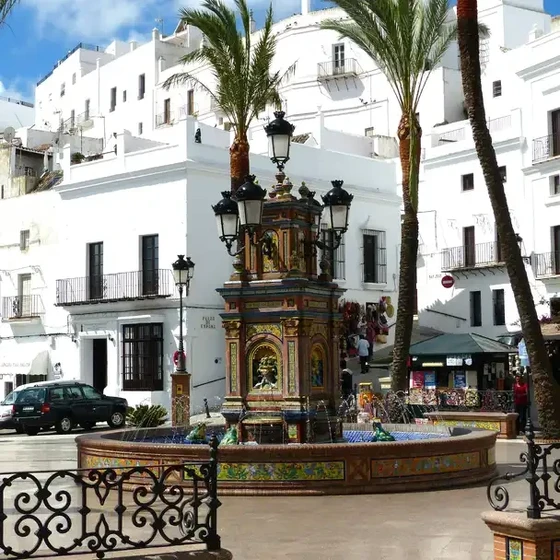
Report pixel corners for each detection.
[357,335,370,374]
[341,365,353,400]
[513,375,528,435]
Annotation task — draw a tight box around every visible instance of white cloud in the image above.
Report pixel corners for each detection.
[0,79,33,103]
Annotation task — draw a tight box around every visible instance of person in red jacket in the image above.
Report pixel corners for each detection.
[513,375,529,435]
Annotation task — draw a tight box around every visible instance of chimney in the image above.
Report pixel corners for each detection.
[152,27,161,42]
[302,0,311,15]
[129,41,138,52]
[529,23,543,41]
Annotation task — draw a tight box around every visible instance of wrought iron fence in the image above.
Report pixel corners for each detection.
[0,437,221,558]
[532,251,560,278]
[487,421,560,519]
[1,295,43,320]
[532,133,560,163]
[317,58,361,79]
[441,241,502,270]
[55,269,174,306]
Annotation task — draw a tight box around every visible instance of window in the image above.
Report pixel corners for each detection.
[138,122,143,135]
[320,226,345,280]
[463,226,476,267]
[551,175,560,196]
[461,173,474,191]
[493,289,505,326]
[70,109,75,128]
[122,323,164,391]
[163,98,171,124]
[470,290,482,327]
[20,230,30,251]
[88,242,104,300]
[123,90,127,103]
[84,99,90,121]
[551,109,560,158]
[110,87,117,112]
[492,80,502,97]
[65,386,83,400]
[362,229,387,284]
[82,386,102,400]
[553,226,560,276]
[60,82,65,97]
[333,43,345,73]
[364,127,375,137]
[551,297,560,321]
[138,74,146,100]
[499,165,507,183]
[72,73,76,85]
[141,234,159,295]
[18,273,31,317]
[187,90,195,116]
[50,388,65,401]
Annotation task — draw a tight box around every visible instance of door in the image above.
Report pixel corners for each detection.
[88,242,103,300]
[553,226,560,275]
[18,274,31,317]
[64,386,93,423]
[552,109,560,157]
[92,339,108,392]
[463,226,475,267]
[81,385,109,422]
[164,99,171,124]
[141,235,159,296]
[333,44,345,74]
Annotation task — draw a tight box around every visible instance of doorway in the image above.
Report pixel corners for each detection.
[92,339,107,392]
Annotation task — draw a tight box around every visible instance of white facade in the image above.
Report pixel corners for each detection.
[0,117,399,413]
[0,96,34,132]
[418,2,560,340]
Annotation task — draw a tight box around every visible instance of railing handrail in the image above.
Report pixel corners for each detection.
[317,58,360,77]
[2,294,43,318]
[532,133,560,163]
[56,268,173,284]
[425,309,468,322]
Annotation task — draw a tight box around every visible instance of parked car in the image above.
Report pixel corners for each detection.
[12,381,128,436]
[0,382,38,433]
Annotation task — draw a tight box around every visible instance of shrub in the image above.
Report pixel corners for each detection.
[71,152,85,164]
[126,404,168,428]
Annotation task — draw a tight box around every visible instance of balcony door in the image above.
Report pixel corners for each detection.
[553,226,560,275]
[141,235,159,296]
[463,226,475,267]
[18,274,31,317]
[333,44,345,74]
[552,109,560,158]
[88,242,104,300]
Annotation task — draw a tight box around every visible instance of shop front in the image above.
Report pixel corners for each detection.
[0,346,51,400]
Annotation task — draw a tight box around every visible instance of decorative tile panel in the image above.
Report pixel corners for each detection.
[488,446,496,465]
[371,452,480,478]
[246,323,282,340]
[432,419,501,432]
[229,342,238,392]
[310,323,328,339]
[216,461,345,481]
[553,540,560,560]
[288,341,296,393]
[506,538,522,560]
[308,301,328,309]
[245,301,283,309]
[81,455,153,475]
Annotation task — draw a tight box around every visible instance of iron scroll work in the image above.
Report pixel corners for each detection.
[0,436,221,558]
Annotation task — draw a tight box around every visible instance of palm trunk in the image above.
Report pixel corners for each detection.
[391,113,421,392]
[230,134,250,193]
[458,0,560,438]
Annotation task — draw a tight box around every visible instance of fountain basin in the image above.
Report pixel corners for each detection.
[76,423,497,495]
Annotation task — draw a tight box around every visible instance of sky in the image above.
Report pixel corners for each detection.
[0,0,558,104]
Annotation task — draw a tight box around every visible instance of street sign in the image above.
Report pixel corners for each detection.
[441,275,455,289]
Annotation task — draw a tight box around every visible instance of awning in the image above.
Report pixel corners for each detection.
[0,350,51,377]
[408,333,516,356]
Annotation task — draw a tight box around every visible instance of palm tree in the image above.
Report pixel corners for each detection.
[457,0,560,437]
[0,0,17,22]
[164,0,294,192]
[322,0,461,391]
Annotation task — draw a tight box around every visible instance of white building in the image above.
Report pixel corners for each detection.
[0,117,399,412]
[0,96,34,132]
[417,6,560,341]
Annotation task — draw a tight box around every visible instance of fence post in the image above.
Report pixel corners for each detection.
[205,433,221,551]
[524,370,540,519]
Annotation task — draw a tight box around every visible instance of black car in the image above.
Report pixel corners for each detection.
[12,381,128,436]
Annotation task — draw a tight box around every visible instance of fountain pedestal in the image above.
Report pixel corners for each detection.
[218,180,344,443]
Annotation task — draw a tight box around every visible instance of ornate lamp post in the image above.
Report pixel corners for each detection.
[172,255,195,373]
[264,110,295,172]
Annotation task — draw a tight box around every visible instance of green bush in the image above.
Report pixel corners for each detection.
[126,404,168,428]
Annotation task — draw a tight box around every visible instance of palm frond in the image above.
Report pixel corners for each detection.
[0,0,16,23]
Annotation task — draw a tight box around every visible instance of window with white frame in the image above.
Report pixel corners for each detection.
[362,229,387,283]
[551,175,560,196]
[320,225,345,280]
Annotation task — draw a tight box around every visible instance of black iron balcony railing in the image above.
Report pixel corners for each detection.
[317,58,361,80]
[55,269,174,306]
[2,295,43,320]
[441,241,503,270]
[532,251,560,278]
[532,134,560,163]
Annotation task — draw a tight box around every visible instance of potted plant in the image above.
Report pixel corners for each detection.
[71,152,85,165]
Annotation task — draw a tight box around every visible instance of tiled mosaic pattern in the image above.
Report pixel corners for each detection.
[433,419,501,431]
[506,538,522,559]
[81,455,153,474]
[216,461,345,481]
[553,540,560,560]
[371,452,480,478]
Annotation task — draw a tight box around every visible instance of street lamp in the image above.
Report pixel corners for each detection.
[264,110,295,172]
[319,180,354,249]
[172,255,195,373]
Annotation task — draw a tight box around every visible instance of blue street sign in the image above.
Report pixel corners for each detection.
[518,339,530,368]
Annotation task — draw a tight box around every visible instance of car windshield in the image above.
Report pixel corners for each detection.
[1,391,18,405]
[15,388,46,404]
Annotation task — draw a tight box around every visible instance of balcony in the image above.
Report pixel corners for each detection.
[55,270,174,306]
[156,111,177,128]
[441,242,503,271]
[317,59,361,80]
[532,252,560,278]
[2,295,44,320]
[532,134,560,164]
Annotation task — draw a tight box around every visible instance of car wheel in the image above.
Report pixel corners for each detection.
[55,416,74,434]
[25,427,40,436]
[108,411,125,429]
[15,425,24,434]
[80,422,96,431]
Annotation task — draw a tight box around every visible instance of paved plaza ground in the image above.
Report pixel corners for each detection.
[0,428,545,560]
